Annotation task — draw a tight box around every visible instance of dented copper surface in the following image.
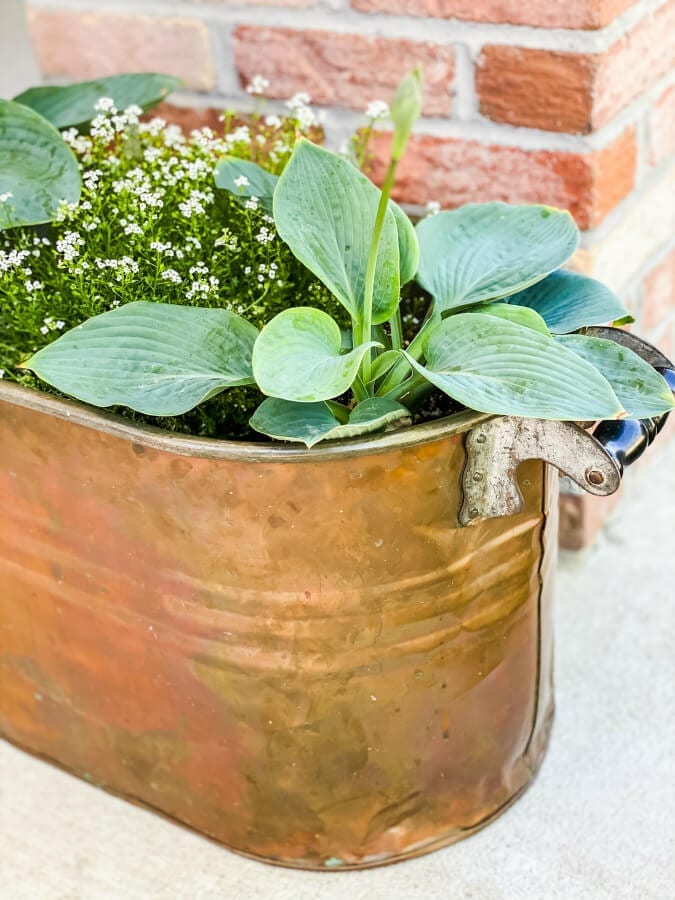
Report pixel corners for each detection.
[0,383,556,869]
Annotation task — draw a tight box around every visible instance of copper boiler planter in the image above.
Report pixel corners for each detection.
[0,334,670,870]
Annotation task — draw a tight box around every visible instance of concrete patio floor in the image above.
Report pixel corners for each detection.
[1,442,674,900]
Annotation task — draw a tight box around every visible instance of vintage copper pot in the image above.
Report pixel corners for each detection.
[0,353,664,868]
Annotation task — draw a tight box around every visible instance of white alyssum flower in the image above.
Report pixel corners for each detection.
[94,97,116,113]
[234,175,250,188]
[25,280,44,293]
[56,231,85,262]
[0,192,13,203]
[244,196,260,211]
[39,316,66,335]
[264,115,282,128]
[425,200,441,216]
[246,75,270,96]
[161,269,182,284]
[366,100,390,120]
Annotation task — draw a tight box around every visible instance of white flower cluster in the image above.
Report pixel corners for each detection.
[93,256,139,282]
[56,231,85,262]
[286,92,321,130]
[178,188,215,218]
[366,100,390,120]
[247,75,270,96]
[39,316,66,335]
[0,248,31,274]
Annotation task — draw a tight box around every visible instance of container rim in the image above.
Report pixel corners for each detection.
[0,381,493,462]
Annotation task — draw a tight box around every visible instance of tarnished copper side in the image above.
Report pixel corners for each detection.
[0,383,555,869]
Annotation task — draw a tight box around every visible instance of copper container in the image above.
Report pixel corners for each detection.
[0,382,557,869]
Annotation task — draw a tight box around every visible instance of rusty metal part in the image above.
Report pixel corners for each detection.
[0,382,555,870]
[460,417,621,526]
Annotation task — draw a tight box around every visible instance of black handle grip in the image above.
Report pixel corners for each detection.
[593,367,675,474]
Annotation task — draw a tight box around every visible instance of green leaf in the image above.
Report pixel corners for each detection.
[467,302,550,335]
[415,202,579,313]
[508,270,632,334]
[250,396,409,447]
[404,313,623,420]
[24,302,258,416]
[390,68,423,161]
[273,139,400,324]
[555,334,675,418]
[369,349,404,382]
[0,100,81,230]
[215,157,278,214]
[14,74,180,130]
[390,200,419,285]
[252,307,380,402]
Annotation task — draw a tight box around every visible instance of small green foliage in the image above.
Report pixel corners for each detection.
[0,89,342,436]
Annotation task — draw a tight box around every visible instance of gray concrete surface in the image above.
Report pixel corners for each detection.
[0,0,39,98]
[1,442,674,900]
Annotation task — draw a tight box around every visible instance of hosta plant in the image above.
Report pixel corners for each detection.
[5,72,675,446]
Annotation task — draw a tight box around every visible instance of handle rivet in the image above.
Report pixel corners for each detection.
[472,472,483,482]
[476,434,487,444]
[469,507,479,518]
[586,468,605,486]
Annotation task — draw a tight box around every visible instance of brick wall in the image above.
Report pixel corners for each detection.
[23,0,675,547]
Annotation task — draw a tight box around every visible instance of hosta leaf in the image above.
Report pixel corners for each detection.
[555,334,675,418]
[390,200,419,285]
[415,202,579,313]
[250,397,409,447]
[404,313,622,420]
[273,139,400,324]
[467,302,550,335]
[0,100,81,230]
[252,307,380,402]
[369,349,404,382]
[14,74,180,130]
[24,302,258,416]
[508,270,632,334]
[215,157,278,214]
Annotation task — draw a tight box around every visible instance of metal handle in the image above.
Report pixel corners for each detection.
[460,330,674,526]
[587,330,675,475]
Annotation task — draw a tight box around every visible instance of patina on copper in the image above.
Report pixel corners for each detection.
[0,382,556,869]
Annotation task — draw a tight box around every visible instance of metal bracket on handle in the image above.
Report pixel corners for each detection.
[460,417,622,526]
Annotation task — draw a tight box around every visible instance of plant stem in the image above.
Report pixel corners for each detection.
[389,307,403,350]
[359,157,399,387]
[376,315,434,396]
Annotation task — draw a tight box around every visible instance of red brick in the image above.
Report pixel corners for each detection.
[641,249,675,335]
[233,27,454,116]
[477,47,596,134]
[648,85,675,168]
[590,127,637,224]
[149,103,225,133]
[28,10,214,92]
[351,0,635,29]
[367,127,636,229]
[476,3,675,133]
[594,1,675,127]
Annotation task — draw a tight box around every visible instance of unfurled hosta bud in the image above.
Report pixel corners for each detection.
[390,67,423,161]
